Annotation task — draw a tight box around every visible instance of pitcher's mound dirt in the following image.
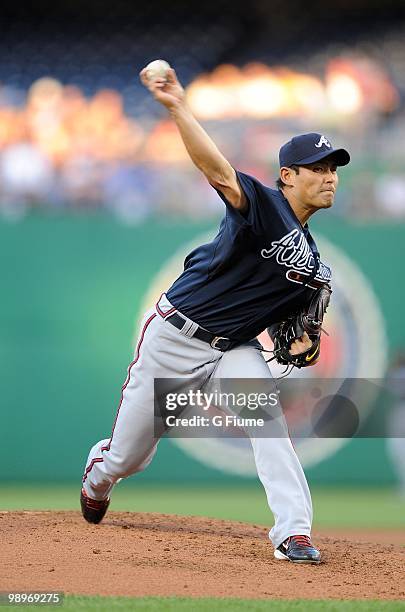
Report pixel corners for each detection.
[1,511,404,600]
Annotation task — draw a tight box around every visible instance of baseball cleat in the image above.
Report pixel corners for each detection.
[274,535,321,564]
[80,488,110,524]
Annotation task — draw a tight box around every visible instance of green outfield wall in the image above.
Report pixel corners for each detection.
[1,213,404,485]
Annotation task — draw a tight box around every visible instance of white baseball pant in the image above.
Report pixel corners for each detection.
[82,294,313,547]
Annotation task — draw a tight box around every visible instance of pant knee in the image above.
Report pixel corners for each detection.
[132,445,158,474]
[104,445,157,479]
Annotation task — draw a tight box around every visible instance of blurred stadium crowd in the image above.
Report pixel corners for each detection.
[1,1,405,222]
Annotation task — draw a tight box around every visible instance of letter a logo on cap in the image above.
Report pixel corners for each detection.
[315,135,331,148]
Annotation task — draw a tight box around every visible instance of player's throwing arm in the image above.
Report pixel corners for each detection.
[139,60,246,211]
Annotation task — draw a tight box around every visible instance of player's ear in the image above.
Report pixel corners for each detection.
[280,166,296,188]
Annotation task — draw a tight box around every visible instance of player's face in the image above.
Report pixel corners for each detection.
[292,160,339,209]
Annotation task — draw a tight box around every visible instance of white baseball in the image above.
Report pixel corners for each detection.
[145,59,171,81]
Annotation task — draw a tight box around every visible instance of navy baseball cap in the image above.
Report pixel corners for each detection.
[279,133,350,168]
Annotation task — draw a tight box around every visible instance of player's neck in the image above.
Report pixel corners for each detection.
[282,191,314,227]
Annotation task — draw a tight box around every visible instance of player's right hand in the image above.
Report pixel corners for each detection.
[139,68,186,110]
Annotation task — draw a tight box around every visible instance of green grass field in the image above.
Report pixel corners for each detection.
[1,483,404,529]
[2,484,404,611]
[2,597,405,611]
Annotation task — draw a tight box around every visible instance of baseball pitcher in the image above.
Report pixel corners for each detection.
[80,62,350,564]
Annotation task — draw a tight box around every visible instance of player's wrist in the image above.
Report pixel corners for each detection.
[169,99,191,118]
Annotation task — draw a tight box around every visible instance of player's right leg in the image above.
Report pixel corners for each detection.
[81,296,219,515]
[81,307,159,503]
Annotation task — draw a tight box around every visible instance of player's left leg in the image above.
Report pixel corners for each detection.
[212,344,313,550]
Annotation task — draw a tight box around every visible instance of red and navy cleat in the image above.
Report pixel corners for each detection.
[274,535,321,564]
[80,488,110,524]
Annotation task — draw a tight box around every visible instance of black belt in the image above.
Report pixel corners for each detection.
[165,312,234,352]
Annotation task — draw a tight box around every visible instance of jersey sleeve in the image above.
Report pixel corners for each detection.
[213,170,274,234]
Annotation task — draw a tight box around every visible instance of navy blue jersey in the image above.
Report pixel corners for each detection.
[166,171,331,342]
